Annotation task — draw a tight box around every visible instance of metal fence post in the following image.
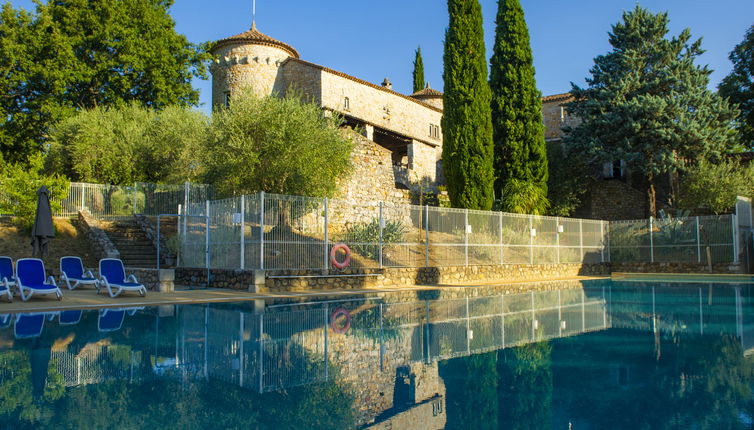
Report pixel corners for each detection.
[80,183,85,211]
[499,212,504,265]
[464,209,469,267]
[556,217,561,264]
[324,304,329,381]
[733,213,739,264]
[176,205,182,267]
[323,197,329,272]
[258,313,264,393]
[529,215,534,265]
[579,219,584,262]
[606,222,611,263]
[240,195,246,270]
[132,183,137,215]
[600,220,605,263]
[696,216,701,263]
[378,202,384,269]
[425,205,430,267]
[239,312,245,387]
[466,296,470,353]
[649,217,654,263]
[205,200,210,275]
[259,192,265,270]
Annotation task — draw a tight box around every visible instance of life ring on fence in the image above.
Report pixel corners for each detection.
[330,308,351,334]
[330,243,351,270]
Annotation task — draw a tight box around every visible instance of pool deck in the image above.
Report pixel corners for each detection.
[0,276,609,313]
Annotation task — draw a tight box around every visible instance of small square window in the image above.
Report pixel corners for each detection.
[343,97,350,111]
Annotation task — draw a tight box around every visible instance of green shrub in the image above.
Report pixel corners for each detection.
[0,154,69,228]
[341,219,406,260]
[109,189,145,216]
[677,158,754,214]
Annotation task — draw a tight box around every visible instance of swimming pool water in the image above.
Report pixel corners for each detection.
[0,279,752,429]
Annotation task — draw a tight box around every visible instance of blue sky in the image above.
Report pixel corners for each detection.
[7,0,754,113]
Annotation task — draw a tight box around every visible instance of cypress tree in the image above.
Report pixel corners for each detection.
[413,46,425,93]
[489,0,548,214]
[441,0,495,210]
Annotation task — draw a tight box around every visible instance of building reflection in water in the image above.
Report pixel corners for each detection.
[1,280,753,428]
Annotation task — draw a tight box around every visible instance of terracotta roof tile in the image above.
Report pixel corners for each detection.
[542,92,574,103]
[411,86,443,98]
[210,23,299,59]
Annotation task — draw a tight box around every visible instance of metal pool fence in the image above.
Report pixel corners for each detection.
[0,181,212,219]
[177,192,743,270]
[2,179,742,268]
[178,192,611,271]
[609,215,739,264]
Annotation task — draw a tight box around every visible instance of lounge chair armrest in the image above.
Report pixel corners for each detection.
[47,276,58,287]
[127,274,138,284]
[61,273,69,281]
[84,270,95,278]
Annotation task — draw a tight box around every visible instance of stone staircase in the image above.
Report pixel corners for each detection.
[104,219,159,268]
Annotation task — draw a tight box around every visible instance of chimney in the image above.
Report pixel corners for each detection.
[381,78,392,90]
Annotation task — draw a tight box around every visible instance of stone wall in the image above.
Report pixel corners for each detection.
[542,93,580,142]
[281,58,444,184]
[134,215,174,263]
[209,43,292,105]
[327,133,412,231]
[78,210,119,260]
[176,260,744,292]
[611,262,745,274]
[585,179,646,220]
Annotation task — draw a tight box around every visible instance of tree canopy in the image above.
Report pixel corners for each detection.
[677,157,754,214]
[719,24,754,147]
[441,0,495,210]
[0,0,208,163]
[204,89,354,197]
[413,46,425,93]
[47,103,209,185]
[564,6,739,217]
[489,0,548,214]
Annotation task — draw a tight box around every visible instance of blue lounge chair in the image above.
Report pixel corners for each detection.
[15,258,62,302]
[59,310,83,326]
[98,309,125,332]
[15,313,46,339]
[0,257,15,302]
[60,256,98,290]
[0,314,11,329]
[98,259,146,298]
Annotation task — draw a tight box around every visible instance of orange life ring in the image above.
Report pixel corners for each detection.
[330,243,351,270]
[330,308,351,334]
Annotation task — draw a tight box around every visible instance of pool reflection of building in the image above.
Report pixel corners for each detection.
[6,282,754,427]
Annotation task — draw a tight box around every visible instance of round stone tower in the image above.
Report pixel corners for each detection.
[209,22,299,108]
[410,84,444,111]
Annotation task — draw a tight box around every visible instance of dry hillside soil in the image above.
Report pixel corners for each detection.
[0,217,99,271]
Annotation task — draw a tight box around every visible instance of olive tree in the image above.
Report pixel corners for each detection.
[204,90,354,197]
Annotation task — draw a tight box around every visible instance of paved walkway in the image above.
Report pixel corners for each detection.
[0,276,608,313]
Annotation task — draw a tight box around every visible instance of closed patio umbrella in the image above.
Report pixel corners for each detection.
[31,186,54,257]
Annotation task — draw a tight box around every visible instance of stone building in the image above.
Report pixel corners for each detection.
[209,23,445,204]
[542,92,657,220]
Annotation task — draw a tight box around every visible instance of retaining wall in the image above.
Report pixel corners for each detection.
[175,261,745,293]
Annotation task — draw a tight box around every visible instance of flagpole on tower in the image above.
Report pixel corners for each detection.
[252,0,256,29]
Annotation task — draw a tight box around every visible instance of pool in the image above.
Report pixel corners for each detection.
[0,279,752,429]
